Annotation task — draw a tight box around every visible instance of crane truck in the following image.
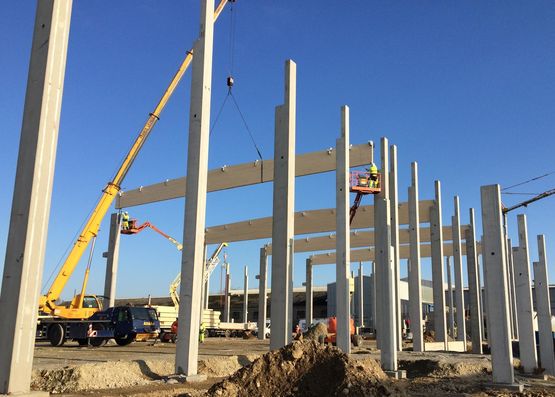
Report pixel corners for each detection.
[35,0,231,344]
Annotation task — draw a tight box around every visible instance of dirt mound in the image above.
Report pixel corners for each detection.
[206,340,397,397]
[303,322,328,342]
[423,330,435,343]
[399,357,491,378]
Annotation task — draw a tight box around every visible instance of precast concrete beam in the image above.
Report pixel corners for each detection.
[534,235,555,375]
[335,105,351,353]
[480,185,515,385]
[257,246,268,340]
[512,215,538,373]
[103,213,122,307]
[176,0,215,378]
[270,60,296,350]
[465,208,483,354]
[0,1,72,393]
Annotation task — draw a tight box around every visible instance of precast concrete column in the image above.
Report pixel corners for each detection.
[374,137,398,372]
[223,264,231,323]
[408,162,423,352]
[452,197,466,342]
[104,213,122,307]
[480,235,489,341]
[430,181,448,347]
[507,238,519,340]
[243,266,249,323]
[336,105,351,353]
[446,256,455,339]
[534,235,555,375]
[306,258,313,327]
[270,60,296,350]
[480,185,515,385]
[0,1,72,394]
[512,215,538,373]
[358,263,364,327]
[257,246,268,340]
[371,261,377,332]
[176,0,215,378]
[465,208,483,354]
[389,145,402,349]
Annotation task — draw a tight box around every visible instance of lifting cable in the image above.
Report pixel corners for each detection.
[501,170,555,191]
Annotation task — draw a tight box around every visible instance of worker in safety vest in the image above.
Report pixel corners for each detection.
[199,322,206,343]
[121,212,130,230]
[368,163,379,188]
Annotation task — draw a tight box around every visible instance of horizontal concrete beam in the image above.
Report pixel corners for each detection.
[205,200,433,244]
[266,225,470,255]
[310,241,482,265]
[116,142,373,209]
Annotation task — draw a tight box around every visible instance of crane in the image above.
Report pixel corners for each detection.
[38,0,231,319]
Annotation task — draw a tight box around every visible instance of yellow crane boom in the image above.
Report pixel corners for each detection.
[39,0,230,316]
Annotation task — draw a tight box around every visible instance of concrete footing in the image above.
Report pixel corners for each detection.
[385,370,407,379]
[486,383,524,392]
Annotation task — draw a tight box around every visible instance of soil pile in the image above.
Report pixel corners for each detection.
[206,340,398,397]
[423,330,436,343]
[303,322,328,342]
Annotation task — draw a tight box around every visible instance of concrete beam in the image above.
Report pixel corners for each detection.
[270,60,296,350]
[175,0,214,378]
[0,1,72,394]
[480,185,515,385]
[465,209,483,354]
[452,196,466,342]
[257,246,268,340]
[116,143,374,208]
[205,200,433,244]
[103,213,122,307]
[534,235,555,376]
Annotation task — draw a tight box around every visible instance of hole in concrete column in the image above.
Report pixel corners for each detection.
[281,156,284,159]
[42,24,45,28]
[491,252,495,255]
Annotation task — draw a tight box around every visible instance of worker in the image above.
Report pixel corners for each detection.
[199,322,206,343]
[368,162,379,188]
[121,211,130,230]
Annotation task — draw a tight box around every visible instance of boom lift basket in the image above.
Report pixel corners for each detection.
[349,170,381,194]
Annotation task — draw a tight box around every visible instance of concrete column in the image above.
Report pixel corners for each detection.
[534,235,555,375]
[371,261,377,332]
[374,137,398,372]
[512,215,537,373]
[0,1,72,394]
[480,185,515,385]
[336,105,351,353]
[257,246,268,340]
[223,264,231,323]
[389,145,402,349]
[507,238,519,340]
[204,278,210,310]
[430,181,448,347]
[465,208,483,354]
[175,0,215,378]
[103,213,122,307]
[408,162,423,352]
[446,256,455,339]
[270,60,296,350]
[243,266,249,323]
[452,197,466,342]
[306,258,313,327]
[358,263,364,327]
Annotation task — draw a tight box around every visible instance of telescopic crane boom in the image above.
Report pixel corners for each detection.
[39,0,230,318]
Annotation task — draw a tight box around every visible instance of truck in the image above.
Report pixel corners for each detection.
[37,306,160,347]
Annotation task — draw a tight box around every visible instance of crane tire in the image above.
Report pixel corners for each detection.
[48,323,65,347]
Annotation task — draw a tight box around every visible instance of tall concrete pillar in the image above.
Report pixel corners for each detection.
[534,235,555,375]
[223,264,231,323]
[408,162,423,352]
[335,105,351,353]
[452,196,466,342]
[257,246,268,340]
[465,208,483,354]
[446,256,455,339]
[103,213,122,307]
[480,185,516,385]
[270,60,296,350]
[389,145,402,349]
[0,1,72,394]
[371,261,377,332]
[358,263,364,327]
[507,238,519,340]
[306,258,313,327]
[176,0,215,378]
[512,214,537,373]
[375,137,398,372]
[430,181,448,347]
[243,266,249,323]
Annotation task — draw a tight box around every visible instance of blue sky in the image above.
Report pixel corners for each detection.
[1,1,554,301]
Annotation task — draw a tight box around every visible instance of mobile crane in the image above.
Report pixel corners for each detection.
[38,0,230,320]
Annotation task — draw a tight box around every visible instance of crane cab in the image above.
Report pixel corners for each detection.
[350,170,381,194]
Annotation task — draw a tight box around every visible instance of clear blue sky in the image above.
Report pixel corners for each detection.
[1,1,554,301]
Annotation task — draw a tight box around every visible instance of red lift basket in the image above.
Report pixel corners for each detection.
[349,170,381,194]
[121,219,141,235]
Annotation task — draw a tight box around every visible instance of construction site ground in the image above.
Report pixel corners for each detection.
[32,338,555,396]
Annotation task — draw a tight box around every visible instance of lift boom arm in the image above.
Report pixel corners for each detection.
[39,0,229,313]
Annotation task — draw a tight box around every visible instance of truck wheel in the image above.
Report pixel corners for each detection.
[48,323,65,347]
[115,334,134,346]
[90,338,107,347]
